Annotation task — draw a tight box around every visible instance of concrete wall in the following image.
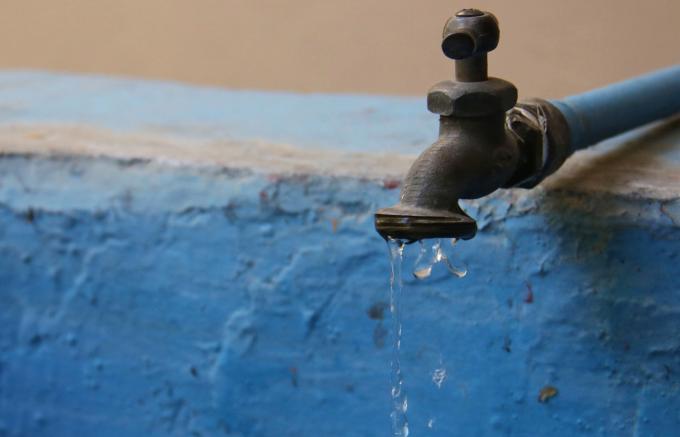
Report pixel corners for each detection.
[0,72,679,436]
[0,0,678,97]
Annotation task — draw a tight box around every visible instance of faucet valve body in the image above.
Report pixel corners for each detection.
[375,8,680,242]
[376,9,523,241]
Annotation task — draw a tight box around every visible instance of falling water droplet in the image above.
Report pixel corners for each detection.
[413,265,432,280]
[391,386,400,398]
[440,254,467,279]
[432,367,447,389]
[412,240,432,279]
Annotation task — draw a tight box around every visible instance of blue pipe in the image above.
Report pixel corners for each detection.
[550,65,680,151]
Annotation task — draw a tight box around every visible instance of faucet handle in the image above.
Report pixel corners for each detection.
[441,9,500,81]
[442,9,500,59]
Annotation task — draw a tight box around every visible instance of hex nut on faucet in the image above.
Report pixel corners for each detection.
[427,78,517,117]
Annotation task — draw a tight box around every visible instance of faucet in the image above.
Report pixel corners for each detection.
[375,8,680,242]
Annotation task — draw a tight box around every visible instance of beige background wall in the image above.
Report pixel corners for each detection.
[0,0,677,98]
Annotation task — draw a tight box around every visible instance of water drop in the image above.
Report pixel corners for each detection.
[413,265,432,280]
[412,240,432,279]
[432,367,447,389]
[440,253,467,279]
[391,386,400,398]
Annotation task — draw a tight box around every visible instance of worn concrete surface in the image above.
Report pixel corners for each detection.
[0,73,679,436]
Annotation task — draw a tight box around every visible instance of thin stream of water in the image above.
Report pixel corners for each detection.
[386,238,467,436]
[387,238,409,437]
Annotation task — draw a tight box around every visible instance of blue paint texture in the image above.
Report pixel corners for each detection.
[0,72,679,436]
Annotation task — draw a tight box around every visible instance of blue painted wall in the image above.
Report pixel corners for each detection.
[0,73,679,436]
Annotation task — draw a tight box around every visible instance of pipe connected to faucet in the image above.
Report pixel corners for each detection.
[375,8,680,242]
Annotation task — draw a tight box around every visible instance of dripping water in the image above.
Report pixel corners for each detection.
[386,238,467,436]
[431,367,447,389]
[413,239,467,280]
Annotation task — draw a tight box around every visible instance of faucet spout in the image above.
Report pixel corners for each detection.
[375,112,519,241]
